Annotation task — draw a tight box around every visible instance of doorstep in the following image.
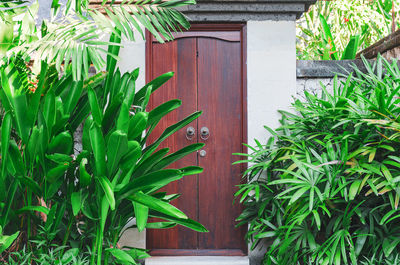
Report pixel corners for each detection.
[145,256,249,265]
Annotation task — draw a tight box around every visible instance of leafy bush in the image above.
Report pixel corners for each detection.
[236,57,400,265]
[297,0,400,60]
[0,1,207,264]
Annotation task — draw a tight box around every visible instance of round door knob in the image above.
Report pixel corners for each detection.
[200,127,210,140]
[199,150,206,157]
[186,126,195,140]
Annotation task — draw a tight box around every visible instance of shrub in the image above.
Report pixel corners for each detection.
[236,56,400,264]
[297,0,400,60]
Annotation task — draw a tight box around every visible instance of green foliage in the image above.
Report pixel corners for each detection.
[0,12,206,265]
[297,0,399,60]
[0,0,195,80]
[235,56,400,264]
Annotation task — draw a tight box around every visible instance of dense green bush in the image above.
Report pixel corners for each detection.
[0,1,206,264]
[236,57,400,265]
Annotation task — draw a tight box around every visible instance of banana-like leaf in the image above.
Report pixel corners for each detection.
[133,196,148,232]
[102,92,123,133]
[79,158,92,187]
[147,99,182,129]
[118,169,182,200]
[127,191,187,219]
[89,123,107,176]
[48,131,73,154]
[116,103,130,134]
[143,111,202,160]
[180,166,203,176]
[132,148,170,178]
[27,126,40,165]
[149,212,208,232]
[151,143,204,172]
[46,163,69,183]
[98,176,115,211]
[1,112,11,187]
[128,111,148,140]
[106,248,135,264]
[88,87,103,126]
[71,191,81,216]
[107,130,128,176]
[120,140,142,172]
[8,140,25,177]
[133,72,174,107]
[43,91,56,135]
[64,80,84,115]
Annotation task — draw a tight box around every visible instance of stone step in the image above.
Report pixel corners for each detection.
[145,256,249,265]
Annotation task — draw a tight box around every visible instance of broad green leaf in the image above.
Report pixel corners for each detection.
[16,206,49,215]
[46,164,69,183]
[149,212,208,232]
[98,176,115,211]
[133,72,174,106]
[151,143,204,171]
[118,169,182,199]
[120,140,142,171]
[71,192,81,216]
[48,131,73,154]
[88,87,103,125]
[133,197,148,232]
[128,111,148,140]
[89,123,107,176]
[106,248,135,264]
[128,192,187,219]
[146,222,176,229]
[64,81,83,114]
[0,231,19,254]
[0,111,11,199]
[116,103,130,134]
[107,130,128,176]
[79,158,91,187]
[143,111,202,160]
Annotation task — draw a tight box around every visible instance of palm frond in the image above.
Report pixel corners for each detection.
[4,0,195,80]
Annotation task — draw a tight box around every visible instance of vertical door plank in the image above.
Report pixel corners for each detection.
[146,38,199,250]
[197,38,247,250]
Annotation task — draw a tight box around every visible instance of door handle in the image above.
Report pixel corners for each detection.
[186,126,195,140]
[200,127,210,140]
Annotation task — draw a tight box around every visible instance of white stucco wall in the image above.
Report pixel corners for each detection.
[118,38,147,89]
[247,20,296,146]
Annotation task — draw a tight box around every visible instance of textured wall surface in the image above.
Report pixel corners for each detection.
[247,20,296,265]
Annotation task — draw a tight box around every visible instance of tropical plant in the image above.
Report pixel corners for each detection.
[297,0,400,60]
[1,0,195,80]
[0,0,207,264]
[235,56,400,265]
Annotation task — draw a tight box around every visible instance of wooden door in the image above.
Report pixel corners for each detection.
[146,24,247,256]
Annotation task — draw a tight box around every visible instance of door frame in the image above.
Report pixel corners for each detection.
[145,23,248,256]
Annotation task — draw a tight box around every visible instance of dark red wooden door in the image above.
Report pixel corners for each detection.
[146,25,247,256]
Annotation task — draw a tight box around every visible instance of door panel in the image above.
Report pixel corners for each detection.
[197,38,244,250]
[146,26,246,255]
[146,38,199,250]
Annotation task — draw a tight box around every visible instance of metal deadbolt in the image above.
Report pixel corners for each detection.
[199,150,206,157]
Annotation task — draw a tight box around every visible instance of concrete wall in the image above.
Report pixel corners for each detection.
[295,60,374,101]
[247,20,297,146]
